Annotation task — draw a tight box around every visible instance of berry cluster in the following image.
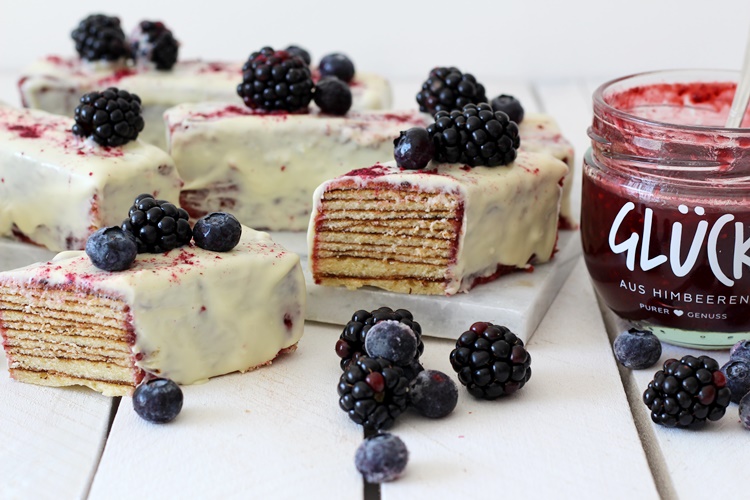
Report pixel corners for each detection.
[122,194,193,253]
[237,47,315,112]
[130,20,179,70]
[72,88,145,147]
[72,14,130,62]
[416,67,486,115]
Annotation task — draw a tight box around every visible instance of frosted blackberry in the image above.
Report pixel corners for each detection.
[393,127,435,170]
[237,46,314,112]
[285,45,311,65]
[730,340,750,364]
[490,94,525,124]
[313,77,352,115]
[72,88,145,147]
[319,53,355,83]
[121,194,192,253]
[85,226,137,271]
[71,14,130,62]
[133,378,183,423]
[643,355,731,428]
[355,433,409,483]
[364,320,419,366]
[193,212,242,252]
[409,370,459,418]
[130,20,179,70]
[613,328,662,370]
[427,103,520,167]
[335,307,424,372]
[338,356,410,430]
[449,322,531,400]
[416,67,487,115]
[721,360,750,404]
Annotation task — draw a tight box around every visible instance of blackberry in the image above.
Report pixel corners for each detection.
[427,103,520,167]
[192,212,242,252]
[85,226,137,272]
[490,94,525,124]
[355,433,409,483]
[121,194,192,253]
[643,355,731,428]
[285,45,311,65]
[409,370,459,419]
[318,53,355,83]
[71,14,130,62]
[335,307,424,372]
[338,356,410,430]
[393,127,435,170]
[449,322,531,400]
[721,360,750,404]
[313,77,352,115]
[130,21,179,70]
[237,46,314,112]
[72,87,145,147]
[133,378,183,423]
[613,328,662,370]
[416,67,487,116]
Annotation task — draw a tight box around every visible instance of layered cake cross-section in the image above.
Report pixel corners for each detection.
[308,153,569,295]
[165,104,430,230]
[0,227,305,396]
[0,103,181,252]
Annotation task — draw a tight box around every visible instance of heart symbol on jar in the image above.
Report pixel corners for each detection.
[674,310,684,317]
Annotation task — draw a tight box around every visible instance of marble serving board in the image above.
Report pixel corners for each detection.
[0,230,581,343]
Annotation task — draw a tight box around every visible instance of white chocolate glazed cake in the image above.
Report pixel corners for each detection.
[0,227,305,396]
[0,103,181,252]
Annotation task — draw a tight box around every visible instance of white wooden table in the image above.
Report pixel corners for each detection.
[0,73,746,500]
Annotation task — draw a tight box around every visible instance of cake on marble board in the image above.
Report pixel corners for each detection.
[0,225,306,397]
[18,15,392,149]
[307,102,569,295]
[0,99,181,252]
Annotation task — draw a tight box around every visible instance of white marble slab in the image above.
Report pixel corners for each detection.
[381,261,658,499]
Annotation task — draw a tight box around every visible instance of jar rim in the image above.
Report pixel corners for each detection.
[593,69,748,133]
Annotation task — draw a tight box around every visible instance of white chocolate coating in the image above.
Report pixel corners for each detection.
[308,153,568,294]
[18,56,393,149]
[165,103,430,230]
[0,103,182,252]
[0,227,306,385]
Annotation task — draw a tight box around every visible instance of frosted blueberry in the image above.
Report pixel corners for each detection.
[721,360,750,404]
[364,320,418,366]
[409,370,458,418]
[133,378,183,423]
[193,212,242,252]
[85,226,137,271]
[730,340,750,364]
[355,433,408,483]
[613,328,662,369]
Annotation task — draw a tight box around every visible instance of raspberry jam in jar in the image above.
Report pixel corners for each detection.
[582,70,750,348]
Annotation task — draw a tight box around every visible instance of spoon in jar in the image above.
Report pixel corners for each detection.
[725,27,750,128]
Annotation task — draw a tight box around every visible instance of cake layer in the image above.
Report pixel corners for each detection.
[0,104,182,252]
[165,104,431,230]
[0,227,306,396]
[19,56,392,149]
[308,154,568,295]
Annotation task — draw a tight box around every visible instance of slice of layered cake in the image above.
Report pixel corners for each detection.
[308,153,568,295]
[0,226,305,396]
[19,16,391,149]
[166,104,430,230]
[0,101,181,252]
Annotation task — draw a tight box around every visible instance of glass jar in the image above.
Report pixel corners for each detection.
[581,69,750,348]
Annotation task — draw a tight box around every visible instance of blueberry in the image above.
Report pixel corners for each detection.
[364,320,418,366]
[730,340,750,364]
[740,392,750,430]
[393,127,435,170]
[319,53,355,83]
[313,77,352,116]
[721,360,750,403]
[613,328,662,369]
[409,370,458,418]
[192,212,242,252]
[85,226,137,271]
[354,433,408,483]
[133,378,183,423]
[490,94,524,124]
[285,45,311,65]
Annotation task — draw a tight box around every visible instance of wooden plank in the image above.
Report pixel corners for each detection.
[0,346,114,499]
[88,324,364,499]
[381,261,659,499]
